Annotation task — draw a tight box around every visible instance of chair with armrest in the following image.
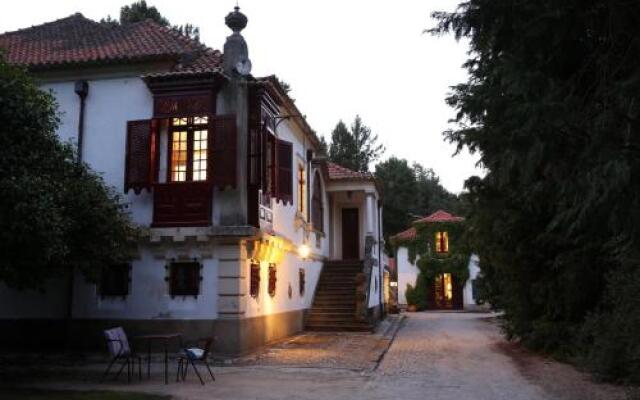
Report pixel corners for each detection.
[101,327,142,383]
[176,337,215,385]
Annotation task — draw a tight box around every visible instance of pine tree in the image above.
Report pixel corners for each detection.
[327,116,384,172]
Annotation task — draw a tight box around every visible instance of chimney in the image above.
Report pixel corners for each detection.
[223,6,252,76]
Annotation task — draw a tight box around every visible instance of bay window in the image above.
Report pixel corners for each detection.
[168,116,209,182]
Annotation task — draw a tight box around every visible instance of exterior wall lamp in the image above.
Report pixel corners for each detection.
[298,243,311,260]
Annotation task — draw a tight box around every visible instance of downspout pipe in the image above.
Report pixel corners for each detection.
[66,80,88,348]
[74,80,89,163]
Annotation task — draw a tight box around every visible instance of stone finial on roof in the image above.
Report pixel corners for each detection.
[225,6,248,33]
[223,6,251,76]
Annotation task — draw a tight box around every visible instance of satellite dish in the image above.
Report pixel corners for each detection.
[235,59,252,75]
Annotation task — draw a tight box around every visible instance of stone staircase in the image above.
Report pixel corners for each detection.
[305,260,373,332]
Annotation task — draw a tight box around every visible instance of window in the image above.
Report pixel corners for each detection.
[311,172,323,232]
[268,264,277,297]
[250,262,260,298]
[471,279,478,301]
[168,116,208,182]
[435,231,449,253]
[100,263,130,297]
[168,262,201,297]
[297,164,306,215]
[299,268,306,297]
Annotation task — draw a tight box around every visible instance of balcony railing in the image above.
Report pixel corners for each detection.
[152,182,213,227]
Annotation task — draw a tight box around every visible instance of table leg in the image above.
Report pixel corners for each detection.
[164,340,168,385]
[147,341,151,379]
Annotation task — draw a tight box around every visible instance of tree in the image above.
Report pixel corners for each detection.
[375,157,460,253]
[375,157,416,241]
[119,0,169,26]
[101,1,200,42]
[0,55,134,290]
[328,115,384,172]
[432,0,640,381]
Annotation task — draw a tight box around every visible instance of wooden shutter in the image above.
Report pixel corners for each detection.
[210,115,237,189]
[125,119,157,194]
[276,139,293,204]
[248,87,263,187]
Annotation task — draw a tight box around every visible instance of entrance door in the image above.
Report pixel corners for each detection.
[341,208,359,260]
[433,273,460,309]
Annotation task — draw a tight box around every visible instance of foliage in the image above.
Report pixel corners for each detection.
[101,1,200,42]
[432,0,640,381]
[0,55,135,290]
[405,272,428,310]
[327,115,384,172]
[375,157,460,252]
[119,0,169,26]
[400,220,471,309]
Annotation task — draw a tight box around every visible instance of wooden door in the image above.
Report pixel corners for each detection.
[341,208,359,260]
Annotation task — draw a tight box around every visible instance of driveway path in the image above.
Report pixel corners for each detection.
[6,313,632,400]
[364,312,627,400]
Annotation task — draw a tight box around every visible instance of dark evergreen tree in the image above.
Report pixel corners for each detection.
[102,1,200,42]
[328,116,384,172]
[375,157,459,253]
[432,0,640,381]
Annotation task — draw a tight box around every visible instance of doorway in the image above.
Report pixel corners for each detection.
[430,273,463,309]
[341,208,359,260]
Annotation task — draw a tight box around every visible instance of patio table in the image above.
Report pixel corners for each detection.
[134,333,182,384]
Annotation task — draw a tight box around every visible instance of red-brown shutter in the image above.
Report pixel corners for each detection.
[276,139,293,205]
[248,87,263,187]
[210,114,237,189]
[125,119,156,194]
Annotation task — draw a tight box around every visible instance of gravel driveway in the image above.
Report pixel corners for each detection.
[366,312,630,400]
[5,313,634,400]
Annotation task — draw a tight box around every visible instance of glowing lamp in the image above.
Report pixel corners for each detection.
[298,244,311,259]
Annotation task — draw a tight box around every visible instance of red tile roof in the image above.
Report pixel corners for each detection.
[415,210,464,224]
[326,162,375,181]
[0,13,222,73]
[391,210,463,244]
[391,227,416,242]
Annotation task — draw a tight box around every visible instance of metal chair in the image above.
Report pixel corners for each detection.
[176,337,215,385]
[101,327,142,383]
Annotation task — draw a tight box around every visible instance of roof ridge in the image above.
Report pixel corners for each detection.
[0,12,95,37]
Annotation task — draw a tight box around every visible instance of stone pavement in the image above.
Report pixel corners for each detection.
[2,313,635,400]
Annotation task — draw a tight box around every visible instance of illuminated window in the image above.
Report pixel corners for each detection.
[435,231,449,253]
[168,116,209,182]
[297,165,306,215]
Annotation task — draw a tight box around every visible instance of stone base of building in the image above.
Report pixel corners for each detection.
[0,309,306,356]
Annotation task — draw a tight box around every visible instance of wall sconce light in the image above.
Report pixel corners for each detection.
[298,243,310,260]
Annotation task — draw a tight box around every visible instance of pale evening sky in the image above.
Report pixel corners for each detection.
[0,0,482,193]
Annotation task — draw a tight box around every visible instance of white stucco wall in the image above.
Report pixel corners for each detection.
[72,246,219,320]
[397,247,420,306]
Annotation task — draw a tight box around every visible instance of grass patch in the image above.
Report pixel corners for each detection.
[0,388,171,400]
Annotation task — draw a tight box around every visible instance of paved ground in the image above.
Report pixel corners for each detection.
[2,313,635,400]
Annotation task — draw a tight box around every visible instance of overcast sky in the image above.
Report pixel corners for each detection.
[1,0,481,193]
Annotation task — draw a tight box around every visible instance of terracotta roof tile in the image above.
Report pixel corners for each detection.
[391,227,416,242]
[415,209,464,223]
[326,162,375,181]
[0,13,222,73]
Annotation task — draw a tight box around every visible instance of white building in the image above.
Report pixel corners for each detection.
[0,8,384,355]
[391,210,481,311]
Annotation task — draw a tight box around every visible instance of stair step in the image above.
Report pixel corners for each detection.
[305,324,372,332]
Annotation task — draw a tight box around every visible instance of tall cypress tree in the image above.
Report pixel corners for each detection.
[433,0,640,381]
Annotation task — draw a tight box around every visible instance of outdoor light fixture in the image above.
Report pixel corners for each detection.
[390,281,398,287]
[298,243,311,260]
